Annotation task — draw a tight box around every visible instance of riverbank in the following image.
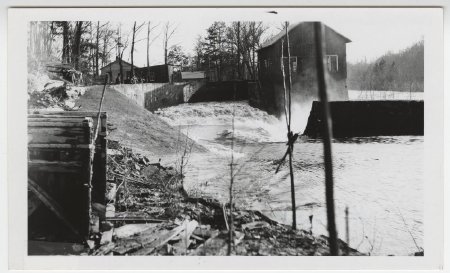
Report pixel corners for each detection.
[89,140,363,256]
[27,78,362,255]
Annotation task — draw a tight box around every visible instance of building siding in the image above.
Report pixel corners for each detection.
[253,23,350,117]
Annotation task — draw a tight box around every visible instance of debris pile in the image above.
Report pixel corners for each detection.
[28,71,86,110]
[85,140,362,256]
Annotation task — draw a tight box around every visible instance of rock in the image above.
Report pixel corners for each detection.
[100,229,114,245]
[101,221,114,231]
[86,240,96,249]
[105,204,115,218]
[64,100,75,108]
[142,165,160,178]
[105,183,117,202]
[44,80,66,95]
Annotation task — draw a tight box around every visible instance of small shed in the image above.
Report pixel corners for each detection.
[100,57,137,83]
[136,64,177,83]
[252,22,351,116]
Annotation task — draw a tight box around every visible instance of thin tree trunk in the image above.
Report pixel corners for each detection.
[147,21,150,81]
[236,22,241,79]
[62,21,69,63]
[284,22,296,230]
[131,22,136,79]
[227,83,237,255]
[95,21,100,76]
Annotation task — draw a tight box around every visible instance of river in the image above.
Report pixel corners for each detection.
[155,90,423,256]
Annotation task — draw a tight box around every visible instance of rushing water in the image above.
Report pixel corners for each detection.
[155,91,423,256]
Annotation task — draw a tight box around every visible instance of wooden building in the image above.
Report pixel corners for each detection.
[100,57,137,83]
[136,64,179,83]
[252,22,351,116]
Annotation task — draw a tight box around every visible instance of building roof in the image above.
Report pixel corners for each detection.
[259,22,351,50]
[181,71,206,80]
[100,58,138,71]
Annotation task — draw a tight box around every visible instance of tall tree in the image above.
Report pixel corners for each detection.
[162,22,177,65]
[71,21,83,70]
[146,22,160,81]
[130,21,145,79]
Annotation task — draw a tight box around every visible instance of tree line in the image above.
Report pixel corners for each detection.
[347,40,424,92]
[28,21,270,83]
[28,21,177,83]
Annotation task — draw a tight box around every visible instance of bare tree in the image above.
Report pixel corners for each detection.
[116,24,129,84]
[162,22,178,65]
[130,21,146,80]
[146,22,160,81]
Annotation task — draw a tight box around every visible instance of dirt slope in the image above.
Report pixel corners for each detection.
[75,85,205,157]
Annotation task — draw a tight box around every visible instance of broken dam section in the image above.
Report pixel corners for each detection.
[303,100,424,138]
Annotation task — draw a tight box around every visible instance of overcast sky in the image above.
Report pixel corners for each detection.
[114,8,428,67]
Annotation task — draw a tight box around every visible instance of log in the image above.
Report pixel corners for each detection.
[241,221,270,230]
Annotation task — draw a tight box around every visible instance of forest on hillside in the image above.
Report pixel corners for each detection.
[347,40,424,92]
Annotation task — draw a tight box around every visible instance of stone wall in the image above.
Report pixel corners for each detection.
[111,82,204,112]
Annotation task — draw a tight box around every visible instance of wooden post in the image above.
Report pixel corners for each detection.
[313,22,339,255]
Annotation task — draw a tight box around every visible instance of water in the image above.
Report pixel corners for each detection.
[155,91,423,256]
[348,90,423,101]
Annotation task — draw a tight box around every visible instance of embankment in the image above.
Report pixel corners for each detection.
[303,100,424,137]
[75,85,206,156]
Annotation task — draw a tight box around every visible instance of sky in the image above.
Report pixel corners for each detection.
[113,8,428,67]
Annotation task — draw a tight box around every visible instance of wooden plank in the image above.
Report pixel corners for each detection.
[28,178,83,240]
[113,226,163,255]
[28,143,94,149]
[28,162,83,173]
[28,122,94,128]
[132,222,187,255]
[28,112,107,133]
[28,117,93,123]
[172,220,198,255]
[28,127,92,145]
[105,216,166,223]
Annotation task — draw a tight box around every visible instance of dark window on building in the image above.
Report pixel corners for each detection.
[326,55,339,73]
[148,72,156,82]
[283,56,299,73]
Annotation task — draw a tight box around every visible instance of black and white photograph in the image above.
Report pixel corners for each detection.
[3,4,447,271]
